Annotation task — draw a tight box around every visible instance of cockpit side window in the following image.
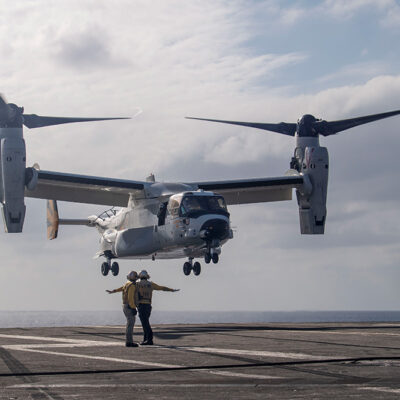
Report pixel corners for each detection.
[167,199,180,218]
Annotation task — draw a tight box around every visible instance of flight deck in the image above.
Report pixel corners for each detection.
[1,322,400,399]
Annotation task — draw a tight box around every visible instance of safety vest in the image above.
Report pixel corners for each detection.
[136,280,153,304]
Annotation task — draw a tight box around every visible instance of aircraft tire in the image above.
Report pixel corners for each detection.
[111,262,119,276]
[101,262,110,276]
[212,253,219,264]
[183,262,192,276]
[193,262,201,276]
[204,253,211,264]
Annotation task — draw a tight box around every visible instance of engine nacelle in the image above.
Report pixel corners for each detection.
[0,137,26,233]
[296,146,329,234]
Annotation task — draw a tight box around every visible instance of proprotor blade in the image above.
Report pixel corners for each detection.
[0,93,8,108]
[186,116,297,136]
[22,115,130,129]
[314,109,400,136]
[0,93,13,123]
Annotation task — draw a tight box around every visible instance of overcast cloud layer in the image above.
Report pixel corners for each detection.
[0,0,400,312]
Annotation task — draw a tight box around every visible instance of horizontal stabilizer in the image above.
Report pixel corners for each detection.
[59,219,92,226]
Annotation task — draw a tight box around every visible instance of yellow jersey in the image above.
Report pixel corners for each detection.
[136,280,174,304]
[113,281,137,308]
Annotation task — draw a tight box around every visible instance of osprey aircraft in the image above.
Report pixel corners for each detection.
[0,94,399,277]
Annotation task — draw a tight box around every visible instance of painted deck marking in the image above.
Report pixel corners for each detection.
[178,346,328,360]
[8,347,179,368]
[7,383,272,388]
[299,331,400,337]
[359,386,400,394]
[207,370,281,379]
[0,333,287,380]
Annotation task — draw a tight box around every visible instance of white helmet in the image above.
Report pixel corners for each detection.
[139,270,150,279]
[127,271,138,281]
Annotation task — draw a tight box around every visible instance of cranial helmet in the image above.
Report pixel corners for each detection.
[127,271,138,281]
[139,270,150,279]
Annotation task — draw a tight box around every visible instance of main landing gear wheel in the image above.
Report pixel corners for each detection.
[101,262,110,276]
[183,261,192,276]
[212,253,219,264]
[193,261,201,276]
[204,253,211,264]
[111,262,119,276]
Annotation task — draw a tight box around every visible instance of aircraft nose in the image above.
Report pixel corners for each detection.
[199,219,229,240]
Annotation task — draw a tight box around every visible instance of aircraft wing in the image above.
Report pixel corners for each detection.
[187,174,304,205]
[25,169,149,207]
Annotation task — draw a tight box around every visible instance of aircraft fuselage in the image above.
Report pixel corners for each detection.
[96,191,232,261]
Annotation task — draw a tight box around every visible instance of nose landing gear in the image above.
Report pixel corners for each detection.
[204,241,220,264]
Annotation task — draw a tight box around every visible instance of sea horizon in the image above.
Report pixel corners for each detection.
[1,310,400,328]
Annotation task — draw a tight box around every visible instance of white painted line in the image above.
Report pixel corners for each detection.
[3,342,121,350]
[356,360,400,366]
[11,347,180,368]
[207,370,281,379]
[359,386,400,394]
[0,334,111,344]
[178,346,328,360]
[7,383,267,388]
[300,331,400,337]
[91,325,141,329]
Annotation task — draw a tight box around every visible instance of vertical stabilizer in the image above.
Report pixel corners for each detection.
[47,200,59,240]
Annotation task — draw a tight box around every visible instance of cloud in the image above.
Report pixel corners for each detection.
[321,0,400,28]
[316,61,391,85]
[381,3,400,28]
[53,29,118,69]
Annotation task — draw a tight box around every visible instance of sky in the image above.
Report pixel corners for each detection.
[0,0,400,312]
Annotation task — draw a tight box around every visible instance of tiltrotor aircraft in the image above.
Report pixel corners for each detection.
[0,94,399,277]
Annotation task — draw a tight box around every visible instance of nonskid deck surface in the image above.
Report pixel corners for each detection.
[1,322,400,399]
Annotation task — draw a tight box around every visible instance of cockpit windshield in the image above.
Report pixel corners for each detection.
[179,195,229,218]
[98,207,119,220]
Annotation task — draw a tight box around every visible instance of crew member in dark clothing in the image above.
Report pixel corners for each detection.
[136,270,179,345]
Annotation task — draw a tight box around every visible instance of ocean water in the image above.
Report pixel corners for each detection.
[0,310,400,328]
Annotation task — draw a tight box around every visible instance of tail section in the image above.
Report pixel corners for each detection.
[46,199,95,239]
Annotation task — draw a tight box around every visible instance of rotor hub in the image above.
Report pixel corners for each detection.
[296,114,318,137]
[0,103,24,128]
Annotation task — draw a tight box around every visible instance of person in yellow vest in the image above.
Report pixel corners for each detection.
[136,270,180,345]
[106,270,139,347]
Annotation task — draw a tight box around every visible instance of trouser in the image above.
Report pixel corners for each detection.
[122,304,137,344]
[138,303,153,343]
